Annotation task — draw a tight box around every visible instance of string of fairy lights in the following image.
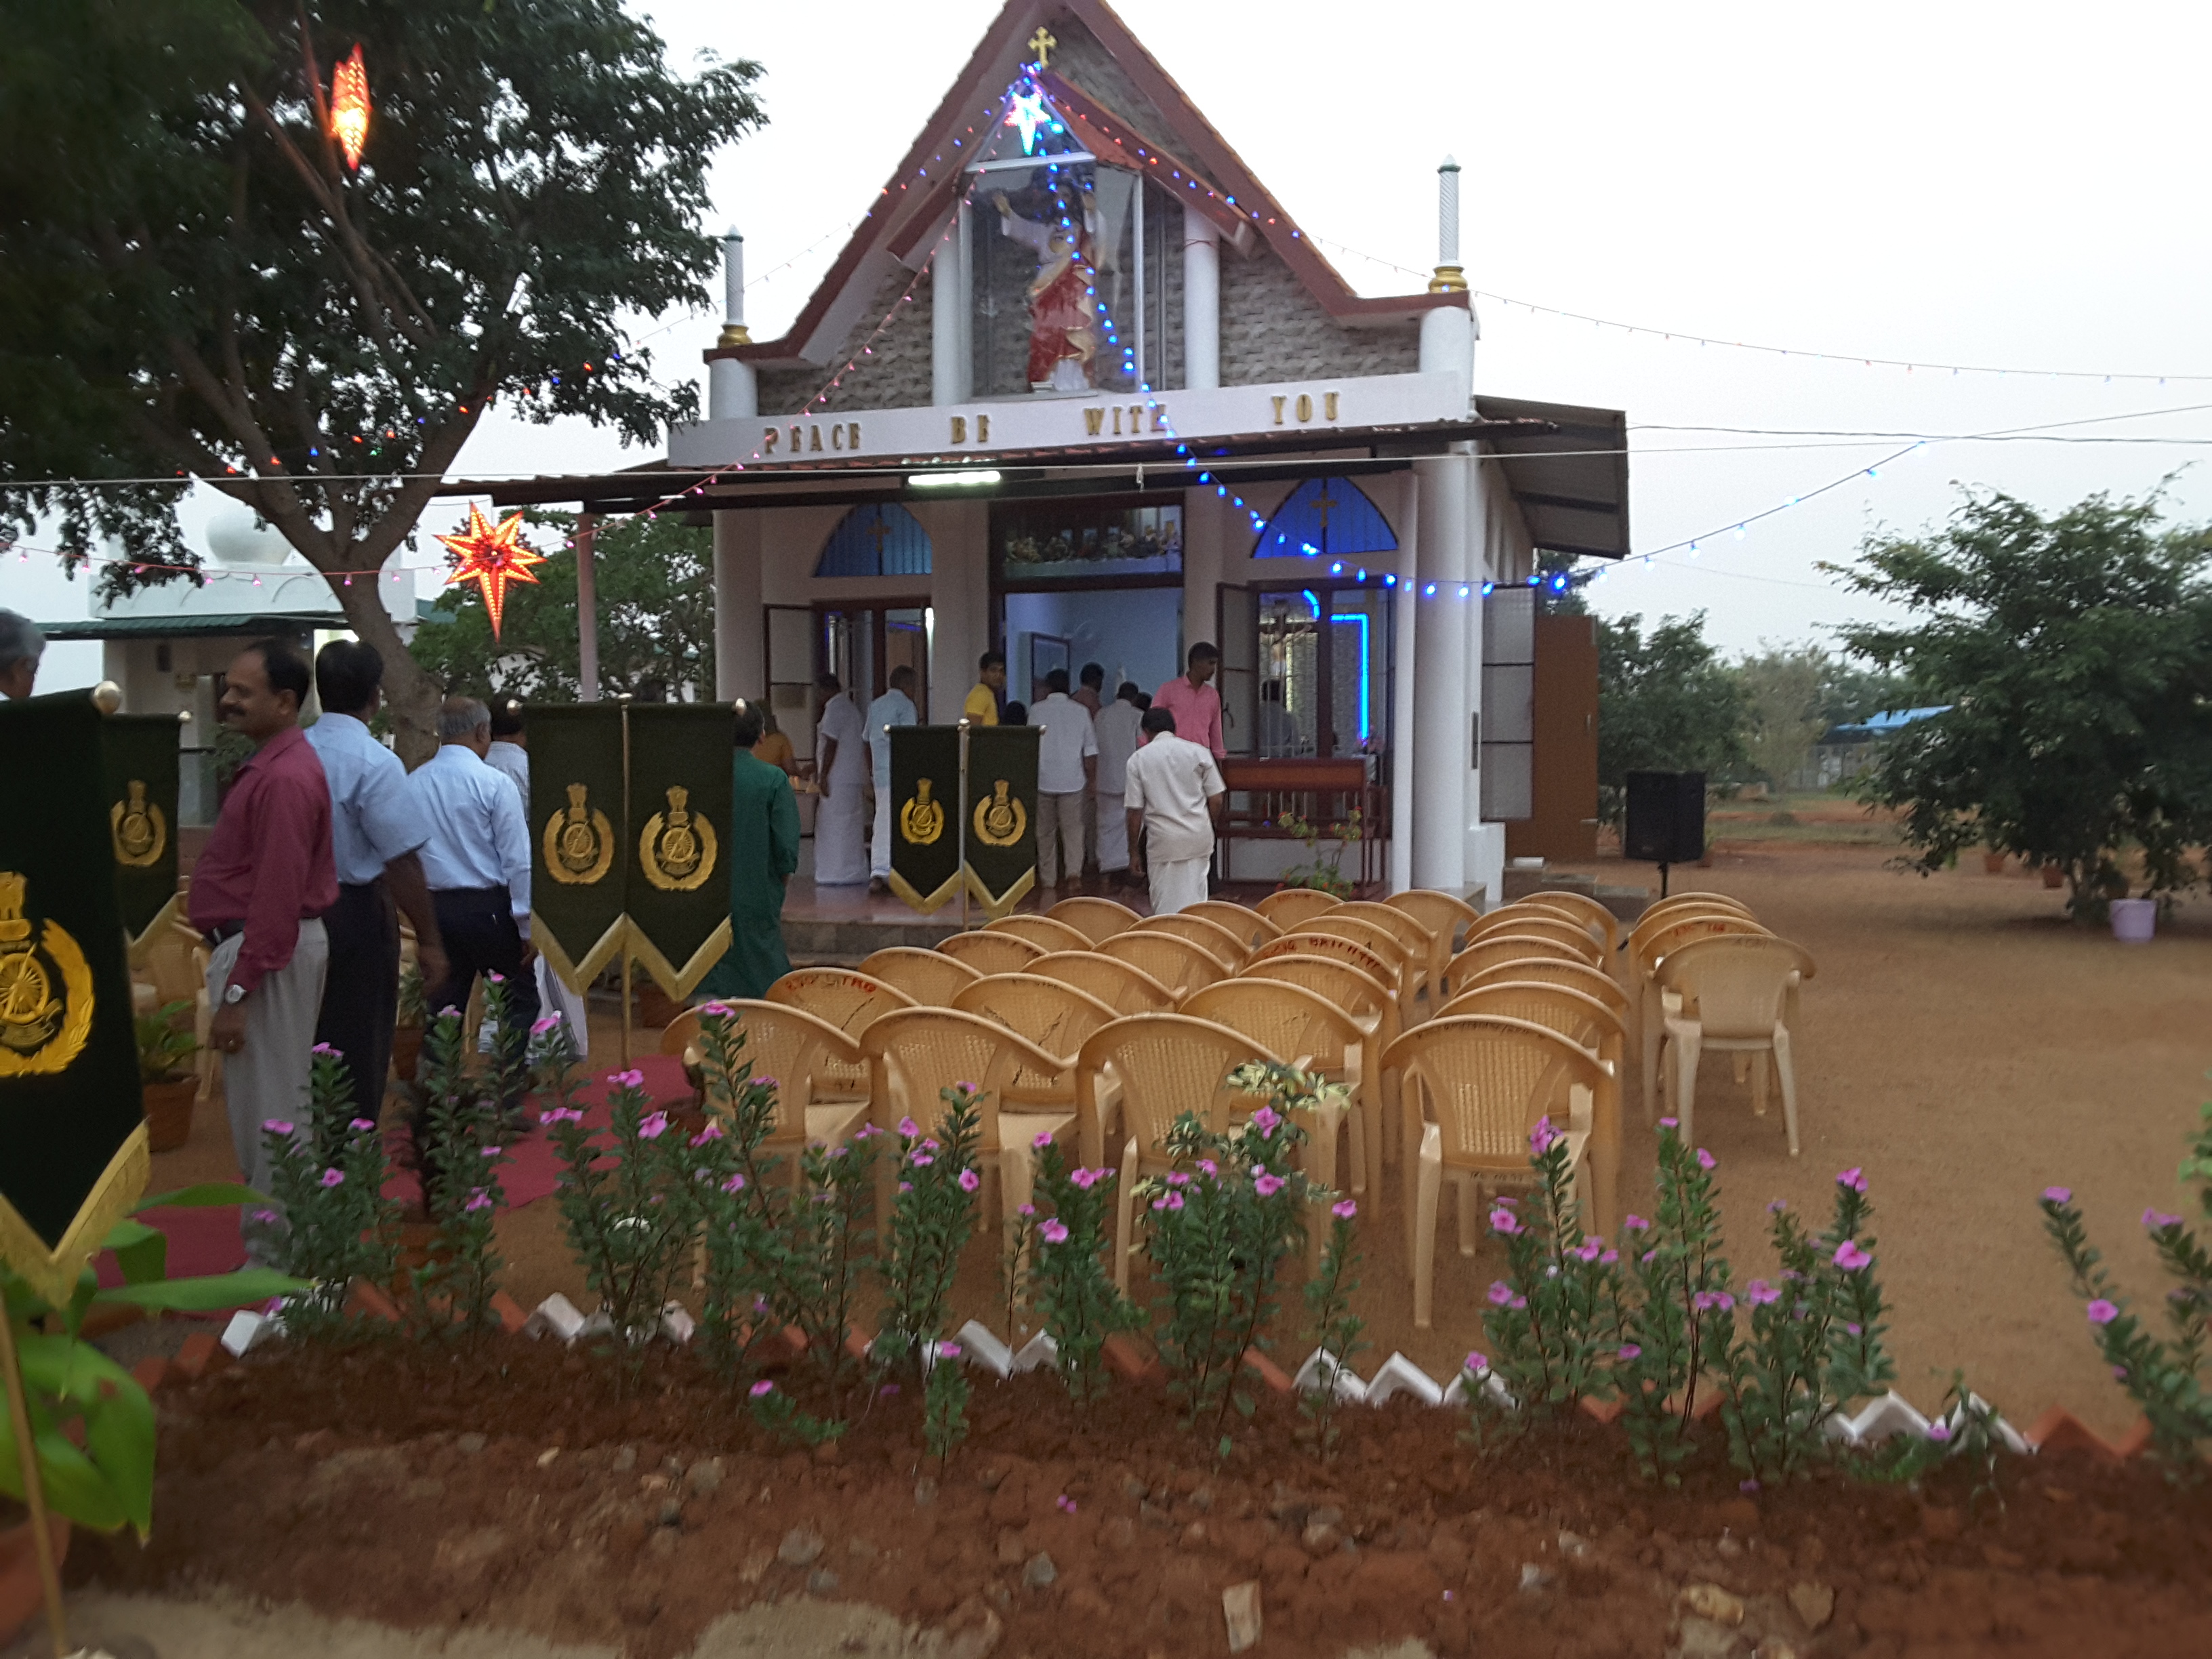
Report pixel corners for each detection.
[11,52,2212,611]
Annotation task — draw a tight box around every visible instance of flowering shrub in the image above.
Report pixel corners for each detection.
[258,1044,401,1335]
[924,1339,971,1463]
[1614,1122,1733,1482]
[1028,1135,1138,1408]
[536,1029,689,1354]
[2039,1099,2212,1468]
[1300,1197,1367,1459]
[875,1087,983,1373]
[410,1000,509,1336]
[1141,1062,1332,1444]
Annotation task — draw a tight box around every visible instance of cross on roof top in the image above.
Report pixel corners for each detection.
[1028,26,1056,66]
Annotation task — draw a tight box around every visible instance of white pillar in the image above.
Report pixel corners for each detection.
[1182,209,1220,391]
[1182,484,1227,661]
[712,510,762,701]
[708,228,758,422]
[1411,453,1469,891]
[574,514,600,702]
[922,499,991,722]
[932,203,970,407]
[1389,470,1420,895]
[1463,461,1493,888]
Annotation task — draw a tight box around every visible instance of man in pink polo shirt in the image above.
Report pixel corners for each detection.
[1153,642,1225,759]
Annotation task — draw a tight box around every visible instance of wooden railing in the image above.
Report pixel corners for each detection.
[1216,758,1387,890]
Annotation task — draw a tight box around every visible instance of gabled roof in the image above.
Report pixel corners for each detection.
[715,0,1466,372]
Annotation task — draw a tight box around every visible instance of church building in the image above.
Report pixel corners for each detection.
[465,0,1629,901]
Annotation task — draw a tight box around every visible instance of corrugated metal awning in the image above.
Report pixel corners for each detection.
[1475,396,1630,561]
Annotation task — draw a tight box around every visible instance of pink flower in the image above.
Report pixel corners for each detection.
[1056,1494,1078,1513]
[898,1116,921,1139]
[958,1168,981,1193]
[1746,1279,1781,1306]
[1926,1420,1952,1443]
[530,1013,565,1036]
[262,1118,295,1136]
[697,1001,732,1017]
[721,1172,747,1193]
[1039,1218,1070,1244]
[1692,1290,1735,1313]
[2086,1298,2119,1326]
[538,1106,584,1126]
[1837,1166,1867,1193]
[2043,1185,2072,1204]
[954,1080,977,1093]
[750,1379,775,1398]
[1487,1281,1514,1307]
[1832,1239,1872,1272]
[1696,1148,1716,1171]
[690,1122,724,1147]
[348,1118,377,1132]
[1529,1115,1562,1155]
[1253,1171,1286,1197]
[1197,1158,1218,1176]
[1618,1343,1641,1360]
[750,1076,778,1090]
[1164,1172,1191,1187]
[1069,1167,1106,1190]
[1151,1191,1185,1212]
[1489,1207,1521,1235]
[1250,1105,1282,1139]
[1464,1351,1490,1374]
[606,1068,644,1090]
[1018,1203,1037,1216]
[485,971,505,985]
[1033,1130,1055,1149]
[1332,1199,1357,1220]
[910,1151,935,1168]
[852,1122,883,1140]
[1658,1116,1679,1130]
[1599,1248,1620,1267]
[319,1167,346,1188]
[2143,1208,2182,1230]
[311,1042,340,1057]
[464,1189,493,1212]
[1767,1198,1788,1214]
[1622,1213,1650,1232]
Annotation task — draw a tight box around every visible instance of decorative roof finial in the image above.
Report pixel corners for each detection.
[1429,156,1467,294]
[1028,26,1057,68]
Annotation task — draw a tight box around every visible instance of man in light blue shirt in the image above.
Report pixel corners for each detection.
[864,664,919,892]
[413,695,538,1102]
[307,642,449,1122]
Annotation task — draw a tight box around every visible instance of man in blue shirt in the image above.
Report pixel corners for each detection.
[412,695,537,1096]
[306,642,449,1123]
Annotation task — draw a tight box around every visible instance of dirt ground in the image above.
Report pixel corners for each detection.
[138,839,2212,1439]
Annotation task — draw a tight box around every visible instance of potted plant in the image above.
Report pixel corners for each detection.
[134,999,200,1153]
[1274,806,1362,899]
[392,960,428,1083]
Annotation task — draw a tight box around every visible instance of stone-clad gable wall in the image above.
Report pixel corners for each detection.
[1220,253,1422,386]
[1045,17,1180,157]
[756,266,937,417]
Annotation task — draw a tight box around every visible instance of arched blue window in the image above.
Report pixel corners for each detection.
[1252,476,1397,559]
[815,503,932,577]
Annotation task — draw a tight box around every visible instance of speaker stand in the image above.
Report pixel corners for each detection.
[1656,861,1671,898]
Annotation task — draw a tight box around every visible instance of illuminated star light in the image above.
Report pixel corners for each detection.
[1006,90,1048,155]
[330,45,369,171]
[436,503,545,639]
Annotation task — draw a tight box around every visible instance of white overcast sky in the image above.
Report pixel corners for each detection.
[12,0,2212,685]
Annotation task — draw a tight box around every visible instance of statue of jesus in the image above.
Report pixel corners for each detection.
[993,183,1099,393]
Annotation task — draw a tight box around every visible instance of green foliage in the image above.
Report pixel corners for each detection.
[1299,1199,1366,1460]
[2039,1097,2212,1471]
[134,998,199,1085]
[922,1343,972,1464]
[258,1044,401,1335]
[875,1089,983,1374]
[1596,612,1750,824]
[411,510,716,701]
[1273,807,1361,897]
[1141,1064,1333,1443]
[396,961,427,1027]
[0,0,762,754]
[408,1002,508,1338]
[1028,1139,1138,1409]
[1738,647,1828,789]
[1835,487,2212,914]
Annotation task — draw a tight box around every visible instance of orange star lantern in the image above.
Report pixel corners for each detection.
[330,45,369,170]
[436,503,544,639]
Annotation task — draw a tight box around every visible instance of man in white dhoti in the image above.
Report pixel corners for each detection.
[1092,680,1144,889]
[865,665,920,893]
[1124,706,1223,916]
[813,671,871,886]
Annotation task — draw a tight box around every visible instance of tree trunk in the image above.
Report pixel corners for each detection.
[330,571,441,767]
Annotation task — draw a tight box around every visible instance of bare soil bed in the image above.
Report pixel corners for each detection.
[64,1339,2212,1659]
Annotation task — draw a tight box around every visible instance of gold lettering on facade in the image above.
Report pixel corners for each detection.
[1296,393,1313,423]
[951,416,967,444]
[790,426,802,453]
[1111,406,1123,435]
[1084,407,1106,436]
[831,424,844,450]
[977,413,989,443]
[763,427,780,454]
[1149,407,1166,432]
[848,423,861,450]
[1129,404,1143,432]
[1271,395,1287,426]
[808,425,824,452]
[1325,391,1340,421]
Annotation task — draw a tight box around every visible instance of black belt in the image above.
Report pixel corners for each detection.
[203,921,244,948]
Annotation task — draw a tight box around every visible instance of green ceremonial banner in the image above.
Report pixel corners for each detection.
[101,712,183,953]
[886,725,962,914]
[0,694,150,1307]
[626,703,737,999]
[527,704,630,994]
[963,724,1040,918]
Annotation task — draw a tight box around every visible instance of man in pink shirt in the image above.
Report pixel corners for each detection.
[1153,642,1225,758]
[189,640,337,1248]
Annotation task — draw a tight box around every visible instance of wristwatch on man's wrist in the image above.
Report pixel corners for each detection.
[224,982,248,1006]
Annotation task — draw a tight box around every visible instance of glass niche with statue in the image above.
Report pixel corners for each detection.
[996,495,1183,583]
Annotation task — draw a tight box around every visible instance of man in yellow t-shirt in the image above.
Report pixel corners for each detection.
[962,650,1006,726]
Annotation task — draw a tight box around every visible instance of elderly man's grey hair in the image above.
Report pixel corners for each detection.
[437,695,491,741]
[0,609,44,675]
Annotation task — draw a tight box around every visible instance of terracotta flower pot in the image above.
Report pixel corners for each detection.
[391,1024,424,1084]
[1982,852,2007,874]
[142,1076,198,1153]
[0,1515,70,1650]
[2041,864,2066,889]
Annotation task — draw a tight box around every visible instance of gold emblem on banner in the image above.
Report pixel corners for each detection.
[640,785,717,890]
[544,783,615,885]
[0,872,94,1077]
[972,779,1027,848]
[900,779,945,846]
[109,779,167,868]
